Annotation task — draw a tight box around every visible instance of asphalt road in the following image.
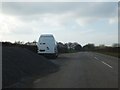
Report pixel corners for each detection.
[32,52,118,88]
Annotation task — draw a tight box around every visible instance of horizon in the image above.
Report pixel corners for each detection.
[1,40,119,47]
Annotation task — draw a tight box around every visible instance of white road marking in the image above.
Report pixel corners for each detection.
[101,61,113,68]
[34,79,41,84]
[94,57,113,69]
[94,57,99,60]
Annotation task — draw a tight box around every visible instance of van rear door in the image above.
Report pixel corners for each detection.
[39,42,46,52]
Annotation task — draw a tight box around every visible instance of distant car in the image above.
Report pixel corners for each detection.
[37,34,58,58]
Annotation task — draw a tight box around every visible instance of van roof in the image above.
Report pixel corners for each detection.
[40,34,53,37]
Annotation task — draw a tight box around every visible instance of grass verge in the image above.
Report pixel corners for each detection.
[96,51,120,58]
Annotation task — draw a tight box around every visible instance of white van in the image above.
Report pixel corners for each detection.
[37,34,58,58]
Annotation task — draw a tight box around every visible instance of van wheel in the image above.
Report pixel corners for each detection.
[52,54,58,59]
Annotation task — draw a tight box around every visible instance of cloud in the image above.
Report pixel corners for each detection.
[2,0,118,3]
[0,13,21,34]
[75,17,98,26]
[2,2,117,17]
[0,2,118,45]
[109,17,118,24]
[2,2,117,27]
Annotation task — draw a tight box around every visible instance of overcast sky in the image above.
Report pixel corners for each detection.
[0,1,118,46]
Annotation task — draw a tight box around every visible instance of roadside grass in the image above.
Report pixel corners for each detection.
[96,51,120,58]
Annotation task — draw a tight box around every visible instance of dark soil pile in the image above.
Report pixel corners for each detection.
[2,46,58,88]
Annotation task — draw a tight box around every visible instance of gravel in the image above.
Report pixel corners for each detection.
[2,46,59,88]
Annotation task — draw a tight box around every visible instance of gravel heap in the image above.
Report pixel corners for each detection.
[2,46,58,88]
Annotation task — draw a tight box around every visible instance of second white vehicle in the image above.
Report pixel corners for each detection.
[37,34,58,58]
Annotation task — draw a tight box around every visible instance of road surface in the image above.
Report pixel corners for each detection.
[32,52,118,88]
